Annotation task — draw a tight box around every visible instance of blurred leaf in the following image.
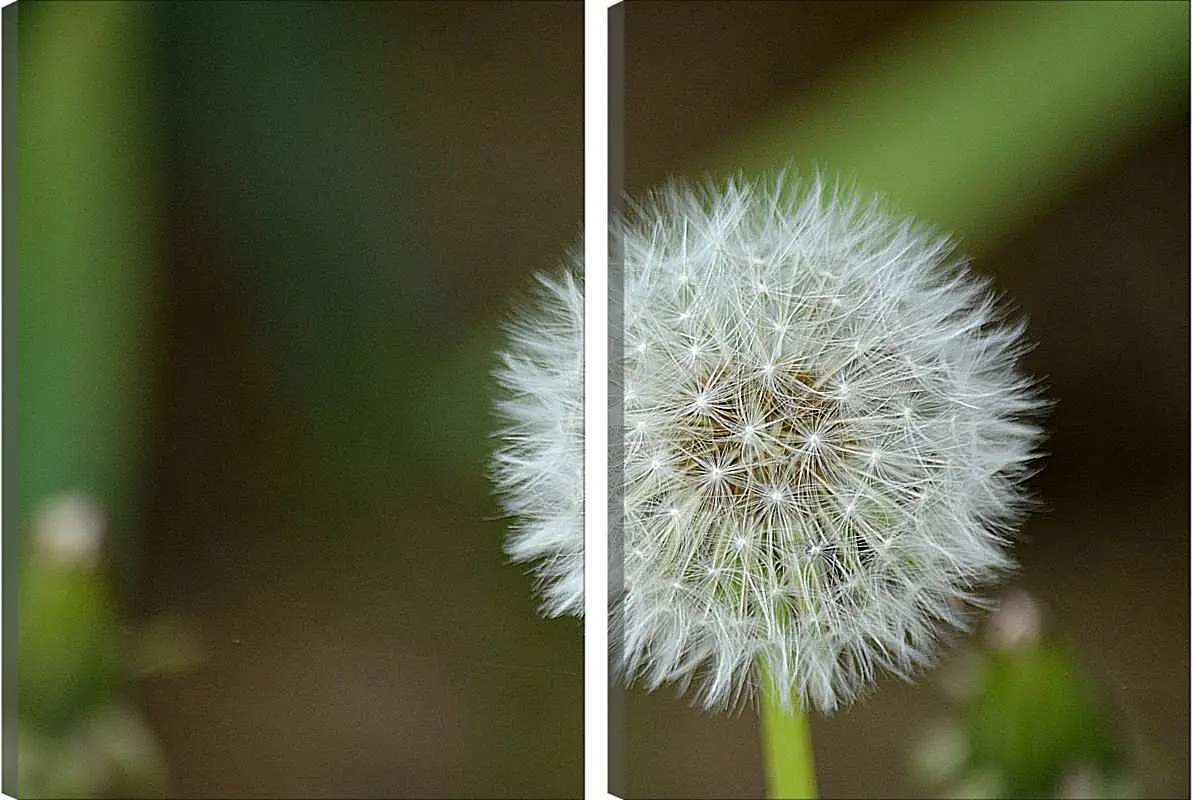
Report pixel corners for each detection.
[707,1,1188,248]
[967,641,1122,797]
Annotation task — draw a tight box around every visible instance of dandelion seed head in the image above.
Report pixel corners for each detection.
[492,172,1045,713]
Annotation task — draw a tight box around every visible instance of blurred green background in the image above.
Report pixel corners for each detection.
[15,0,1187,798]
[18,1,581,796]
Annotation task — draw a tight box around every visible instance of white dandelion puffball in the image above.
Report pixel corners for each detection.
[492,173,1043,712]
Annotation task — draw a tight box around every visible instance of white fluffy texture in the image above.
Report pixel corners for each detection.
[492,174,1043,713]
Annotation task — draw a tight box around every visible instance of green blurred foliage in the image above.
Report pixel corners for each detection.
[708,1,1188,250]
[20,703,169,799]
[18,541,120,733]
[16,494,177,798]
[967,642,1122,796]
[911,591,1138,799]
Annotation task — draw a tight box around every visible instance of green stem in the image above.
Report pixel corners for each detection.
[705,1,1187,250]
[758,660,818,799]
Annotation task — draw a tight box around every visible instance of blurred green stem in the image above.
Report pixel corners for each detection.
[18,0,158,576]
[759,660,818,800]
[709,1,1187,247]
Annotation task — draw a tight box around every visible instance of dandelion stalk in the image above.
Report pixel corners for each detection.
[758,658,818,799]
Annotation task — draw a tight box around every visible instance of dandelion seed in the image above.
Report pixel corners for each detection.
[491,171,1045,713]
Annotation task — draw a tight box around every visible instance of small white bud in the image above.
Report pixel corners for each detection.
[33,492,107,570]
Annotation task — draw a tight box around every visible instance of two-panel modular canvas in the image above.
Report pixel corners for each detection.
[9,1,1188,798]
